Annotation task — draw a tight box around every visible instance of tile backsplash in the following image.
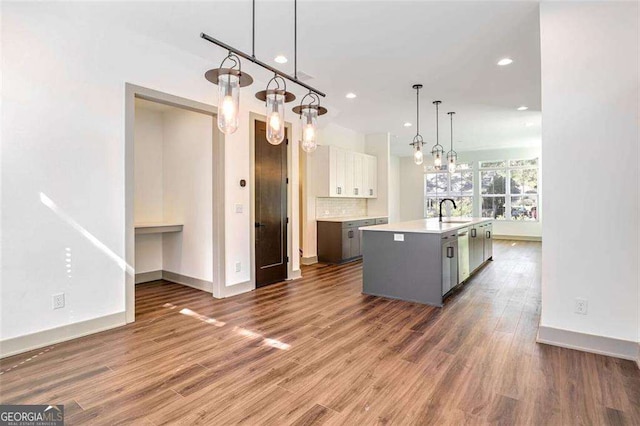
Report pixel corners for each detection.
[316,198,367,218]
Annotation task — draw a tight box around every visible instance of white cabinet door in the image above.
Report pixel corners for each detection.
[365,155,378,198]
[352,152,364,197]
[330,146,347,197]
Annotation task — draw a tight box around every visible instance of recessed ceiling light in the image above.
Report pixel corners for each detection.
[497,58,513,66]
[274,55,288,64]
[517,106,528,111]
[403,122,412,127]
[345,92,357,99]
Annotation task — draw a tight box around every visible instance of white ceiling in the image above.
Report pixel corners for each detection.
[81,1,542,156]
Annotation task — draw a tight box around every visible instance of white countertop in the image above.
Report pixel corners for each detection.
[359,217,492,234]
[316,216,388,223]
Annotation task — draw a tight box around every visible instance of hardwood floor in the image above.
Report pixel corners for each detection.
[1,241,639,425]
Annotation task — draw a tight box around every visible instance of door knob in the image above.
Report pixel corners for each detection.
[255,222,265,228]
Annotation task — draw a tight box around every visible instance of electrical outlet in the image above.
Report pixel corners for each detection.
[235,262,241,272]
[235,204,243,214]
[53,293,65,310]
[574,298,588,315]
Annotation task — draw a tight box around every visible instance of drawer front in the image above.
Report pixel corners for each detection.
[360,219,376,227]
[342,221,359,229]
[441,230,458,240]
[375,217,389,225]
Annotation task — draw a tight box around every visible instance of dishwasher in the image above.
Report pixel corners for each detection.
[457,228,470,284]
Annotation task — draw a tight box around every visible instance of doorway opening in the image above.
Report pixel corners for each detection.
[124,84,225,323]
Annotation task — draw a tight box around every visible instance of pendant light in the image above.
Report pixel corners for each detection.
[205,53,254,135]
[256,75,296,145]
[293,92,327,153]
[430,100,444,168]
[447,111,458,173]
[201,0,326,140]
[409,84,425,165]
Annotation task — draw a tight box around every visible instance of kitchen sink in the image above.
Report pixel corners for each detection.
[441,218,473,224]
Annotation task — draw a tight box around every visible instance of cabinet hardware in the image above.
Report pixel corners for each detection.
[486,231,491,239]
[447,246,454,258]
[337,187,341,194]
[471,229,476,238]
[369,189,373,196]
[354,188,359,195]
[348,230,354,238]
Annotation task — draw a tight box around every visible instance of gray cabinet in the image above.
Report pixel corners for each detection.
[483,223,493,261]
[441,235,458,296]
[469,224,484,272]
[317,218,385,263]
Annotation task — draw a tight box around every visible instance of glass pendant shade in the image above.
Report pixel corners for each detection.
[293,92,327,154]
[448,156,456,173]
[217,73,240,134]
[414,146,424,165]
[301,107,318,151]
[433,151,443,167]
[266,92,285,145]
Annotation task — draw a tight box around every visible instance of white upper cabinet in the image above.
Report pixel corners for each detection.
[313,146,377,199]
[365,154,378,198]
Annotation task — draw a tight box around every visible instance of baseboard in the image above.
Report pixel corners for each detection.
[135,270,162,284]
[493,235,542,242]
[0,312,126,359]
[301,256,318,265]
[162,270,212,293]
[288,269,302,280]
[223,280,253,298]
[537,325,640,362]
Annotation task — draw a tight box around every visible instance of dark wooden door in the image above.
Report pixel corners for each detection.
[255,120,288,287]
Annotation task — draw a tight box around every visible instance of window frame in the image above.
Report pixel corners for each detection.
[479,158,539,222]
[424,163,474,219]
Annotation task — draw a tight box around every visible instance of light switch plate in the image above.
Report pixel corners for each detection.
[394,234,405,242]
[235,204,243,213]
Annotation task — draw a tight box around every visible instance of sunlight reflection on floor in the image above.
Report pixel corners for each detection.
[165,303,290,350]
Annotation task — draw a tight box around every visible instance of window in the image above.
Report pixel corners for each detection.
[424,164,473,218]
[480,158,539,221]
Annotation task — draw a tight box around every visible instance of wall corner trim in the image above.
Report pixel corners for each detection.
[0,312,126,359]
[537,325,640,362]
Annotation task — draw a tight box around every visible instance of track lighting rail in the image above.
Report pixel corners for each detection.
[200,32,326,98]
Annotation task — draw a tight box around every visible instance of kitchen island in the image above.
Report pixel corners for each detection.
[359,218,493,307]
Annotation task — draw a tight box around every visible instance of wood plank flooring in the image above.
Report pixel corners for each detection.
[1,240,639,425]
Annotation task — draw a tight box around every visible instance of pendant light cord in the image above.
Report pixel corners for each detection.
[252,0,256,58]
[416,86,420,136]
[435,102,439,146]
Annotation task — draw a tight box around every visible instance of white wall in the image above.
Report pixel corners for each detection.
[162,108,213,283]
[134,107,164,274]
[317,122,366,152]
[365,133,391,218]
[389,155,401,223]
[398,156,426,222]
[540,2,639,343]
[1,2,301,342]
[397,146,542,238]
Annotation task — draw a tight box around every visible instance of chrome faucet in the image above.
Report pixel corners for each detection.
[439,198,457,222]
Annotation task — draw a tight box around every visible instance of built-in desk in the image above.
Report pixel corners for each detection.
[134,223,183,235]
